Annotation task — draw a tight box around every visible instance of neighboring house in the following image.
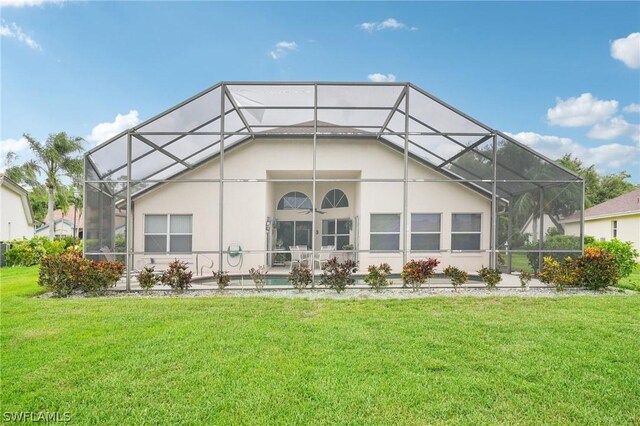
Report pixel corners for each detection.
[83,82,583,280]
[0,173,35,242]
[520,213,561,242]
[564,188,640,253]
[35,205,83,239]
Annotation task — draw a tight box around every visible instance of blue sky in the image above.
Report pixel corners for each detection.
[2,1,639,181]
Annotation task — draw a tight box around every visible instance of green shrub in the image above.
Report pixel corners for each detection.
[161,260,193,291]
[212,270,230,290]
[539,247,622,291]
[443,265,468,291]
[288,263,312,291]
[137,266,160,291]
[518,271,533,290]
[4,236,72,266]
[248,265,269,291]
[320,257,358,293]
[84,261,125,294]
[38,252,87,296]
[478,266,502,289]
[38,252,123,297]
[525,234,582,271]
[364,263,392,292]
[538,255,583,291]
[574,247,620,290]
[587,239,638,279]
[401,258,440,292]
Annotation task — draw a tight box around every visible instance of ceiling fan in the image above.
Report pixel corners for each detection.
[299,208,326,215]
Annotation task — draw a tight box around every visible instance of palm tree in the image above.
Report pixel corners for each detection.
[7,133,84,239]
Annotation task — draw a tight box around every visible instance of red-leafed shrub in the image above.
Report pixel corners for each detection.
[320,257,358,293]
[137,266,160,291]
[161,260,193,291]
[39,252,124,297]
[401,258,440,292]
[288,263,312,291]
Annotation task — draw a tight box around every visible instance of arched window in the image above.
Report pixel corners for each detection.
[321,189,349,209]
[277,191,312,210]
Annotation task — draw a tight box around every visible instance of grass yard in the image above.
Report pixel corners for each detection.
[508,253,534,273]
[618,263,640,292]
[1,266,639,425]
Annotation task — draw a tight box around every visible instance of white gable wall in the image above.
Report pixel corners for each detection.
[0,184,34,241]
[565,214,640,258]
[132,137,491,274]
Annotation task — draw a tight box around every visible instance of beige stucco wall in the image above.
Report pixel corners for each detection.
[132,137,491,274]
[566,214,640,256]
[0,185,34,241]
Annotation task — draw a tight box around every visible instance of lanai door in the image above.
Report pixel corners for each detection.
[277,221,312,258]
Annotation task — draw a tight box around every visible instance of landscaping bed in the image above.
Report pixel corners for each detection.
[35,285,636,299]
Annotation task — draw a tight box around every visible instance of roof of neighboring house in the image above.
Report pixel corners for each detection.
[0,172,35,226]
[563,188,640,222]
[44,205,83,227]
[36,218,76,233]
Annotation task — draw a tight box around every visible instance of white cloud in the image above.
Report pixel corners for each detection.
[0,0,63,6]
[269,40,297,59]
[359,18,417,32]
[505,131,640,171]
[547,93,618,127]
[610,32,640,69]
[367,73,397,82]
[87,110,141,145]
[0,21,41,50]
[0,137,29,171]
[623,103,640,113]
[587,116,639,141]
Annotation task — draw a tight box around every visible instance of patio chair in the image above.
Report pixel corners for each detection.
[290,246,311,271]
[314,245,335,270]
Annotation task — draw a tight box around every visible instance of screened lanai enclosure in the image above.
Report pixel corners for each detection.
[84,82,584,289]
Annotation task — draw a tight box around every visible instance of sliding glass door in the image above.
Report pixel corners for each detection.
[277,221,312,260]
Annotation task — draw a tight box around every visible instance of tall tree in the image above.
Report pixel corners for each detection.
[556,154,637,207]
[6,133,84,239]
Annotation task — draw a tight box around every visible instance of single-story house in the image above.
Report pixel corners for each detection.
[83,82,584,287]
[35,206,83,239]
[564,188,640,254]
[0,172,35,242]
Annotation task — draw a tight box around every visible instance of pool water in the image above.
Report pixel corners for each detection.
[195,273,484,287]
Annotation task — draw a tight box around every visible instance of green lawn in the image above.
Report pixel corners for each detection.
[618,263,640,291]
[509,253,534,273]
[1,266,639,425]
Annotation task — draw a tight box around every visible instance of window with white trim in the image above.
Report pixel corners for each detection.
[370,214,400,251]
[144,214,192,253]
[411,213,441,251]
[322,219,350,249]
[277,192,312,210]
[612,220,618,238]
[451,213,481,251]
[321,189,348,209]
